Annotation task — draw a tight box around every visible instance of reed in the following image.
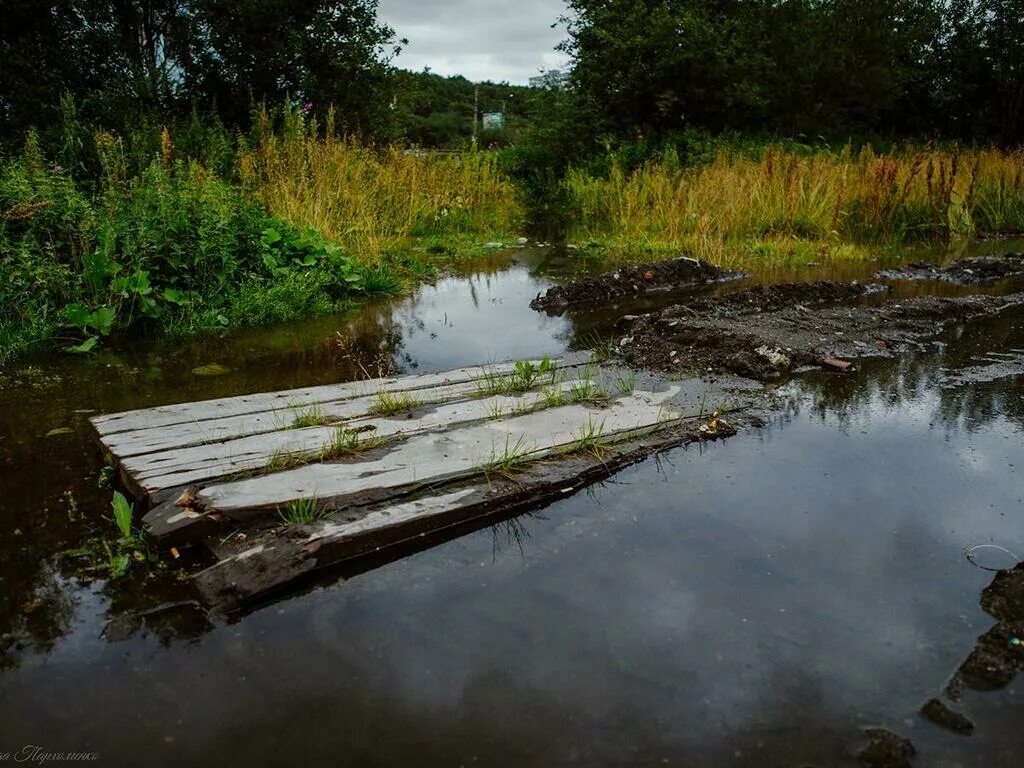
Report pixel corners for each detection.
[564,146,1024,267]
[239,113,523,263]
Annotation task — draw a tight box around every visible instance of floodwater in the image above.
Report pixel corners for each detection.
[1,245,1023,766]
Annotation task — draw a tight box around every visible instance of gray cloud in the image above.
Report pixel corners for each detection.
[378,0,572,84]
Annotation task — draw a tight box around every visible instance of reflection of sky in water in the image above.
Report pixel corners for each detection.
[390,268,571,370]
[3,349,1023,766]
[2,252,1024,765]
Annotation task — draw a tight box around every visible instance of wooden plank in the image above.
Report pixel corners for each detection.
[193,418,738,612]
[101,379,482,460]
[91,359,559,437]
[194,388,682,518]
[122,379,597,498]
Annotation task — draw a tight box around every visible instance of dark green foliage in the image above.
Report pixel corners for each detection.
[0,138,404,361]
[558,0,1024,150]
[0,0,399,145]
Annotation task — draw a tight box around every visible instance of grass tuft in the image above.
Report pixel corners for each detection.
[368,390,420,416]
[478,433,533,481]
[278,497,324,526]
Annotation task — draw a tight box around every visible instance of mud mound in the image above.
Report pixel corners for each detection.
[530,256,744,312]
[666,280,872,319]
[615,282,1024,381]
[877,253,1024,284]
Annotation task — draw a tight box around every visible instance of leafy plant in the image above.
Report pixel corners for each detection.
[111,491,134,539]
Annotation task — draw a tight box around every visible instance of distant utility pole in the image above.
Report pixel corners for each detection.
[472,85,479,148]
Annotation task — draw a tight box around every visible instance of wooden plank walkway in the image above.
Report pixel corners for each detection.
[91,358,736,611]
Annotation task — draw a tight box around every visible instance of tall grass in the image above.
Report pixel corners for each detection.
[564,146,1024,266]
[240,107,523,262]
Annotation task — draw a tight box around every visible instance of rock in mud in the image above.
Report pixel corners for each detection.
[614,282,1024,381]
[920,697,974,734]
[858,728,916,768]
[945,566,1024,697]
[876,253,1024,284]
[529,256,744,312]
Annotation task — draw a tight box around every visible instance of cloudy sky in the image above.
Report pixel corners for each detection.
[377,0,572,84]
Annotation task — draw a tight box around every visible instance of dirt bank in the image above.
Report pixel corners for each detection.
[876,253,1024,284]
[615,282,1024,381]
[530,256,744,312]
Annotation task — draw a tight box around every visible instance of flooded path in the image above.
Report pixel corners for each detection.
[1,244,1023,765]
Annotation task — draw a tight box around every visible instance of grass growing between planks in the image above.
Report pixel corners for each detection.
[278,497,324,526]
[368,390,421,416]
[564,146,1024,269]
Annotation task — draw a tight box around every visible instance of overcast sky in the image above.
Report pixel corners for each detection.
[377,0,572,84]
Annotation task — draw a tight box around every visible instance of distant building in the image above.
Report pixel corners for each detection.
[529,69,570,90]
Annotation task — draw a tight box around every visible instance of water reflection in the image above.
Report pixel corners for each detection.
[1,247,1023,765]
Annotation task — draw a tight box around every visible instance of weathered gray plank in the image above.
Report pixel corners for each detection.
[195,388,681,517]
[101,379,483,460]
[193,417,737,612]
[123,379,596,497]
[91,359,558,437]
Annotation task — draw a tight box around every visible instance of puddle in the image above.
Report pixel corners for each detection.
[1,245,1023,765]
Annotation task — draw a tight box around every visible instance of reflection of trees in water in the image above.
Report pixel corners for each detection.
[791,331,1024,436]
[0,306,406,670]
[0,560,74,670]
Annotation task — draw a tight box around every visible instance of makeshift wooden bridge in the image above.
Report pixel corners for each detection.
[91,358,738,611]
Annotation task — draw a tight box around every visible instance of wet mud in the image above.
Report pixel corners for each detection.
[877,252,1024,284]
[614,281,1024,381]
[529,256,743,312]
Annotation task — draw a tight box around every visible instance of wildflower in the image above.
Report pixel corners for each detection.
[52,163,62,172]
[303,101,314,112]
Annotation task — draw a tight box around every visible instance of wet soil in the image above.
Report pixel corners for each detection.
[614,281,1024,380]
[529,256,743,312]
[877,253,1024,284]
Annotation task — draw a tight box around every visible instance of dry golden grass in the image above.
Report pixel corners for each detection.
[565,146,1024,266]
[239,117,522,263]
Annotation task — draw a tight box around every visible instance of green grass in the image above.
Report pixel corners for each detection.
[278,497,324,526]
[368,390,420,416]
[290,403,328,428]
[319,426,386,460]
[478,433,533,481]
[265,447,309,472]
[474,357,559,398]
[570,416,613,460]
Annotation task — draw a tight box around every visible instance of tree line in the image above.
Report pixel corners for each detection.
[2,0,1023,153]
[561,0,1024,146]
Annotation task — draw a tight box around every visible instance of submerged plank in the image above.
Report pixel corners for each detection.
[194,418,738,612]
[194,388,682,518]
[91,359,557,437]
[124,379,597,498]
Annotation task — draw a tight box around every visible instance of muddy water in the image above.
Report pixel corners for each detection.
[1,245,1023,766]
